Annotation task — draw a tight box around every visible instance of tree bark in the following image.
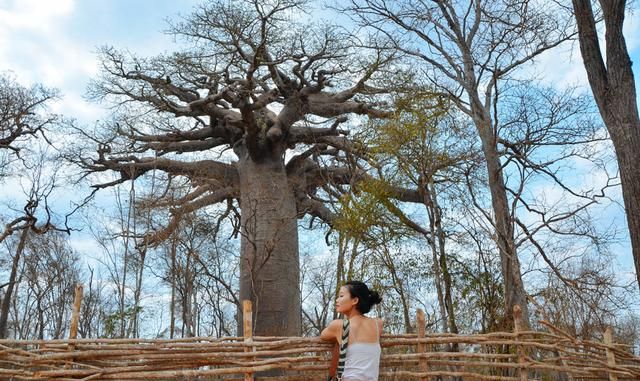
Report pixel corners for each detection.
[476,118,531,330]
[573,0,640,290]
[424,188,449,333]
[333,234,348,320]
[429,182,459,335]
[236,146,301,336]
[130,248,145,338]
[169,236,177,339]
[0,226,29,338]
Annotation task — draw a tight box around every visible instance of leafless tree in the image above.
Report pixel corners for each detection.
[0,73,58,177]
[0,230,81,340]
[0,150,69,338]
[86,188,145,338]
[0,74,79,338]
[20,232,80,339]
[340,0,589,328]
[70,0,424,336]
[571,0,640,290]
[78,266,111,339]
[531,253,636,342]
[300,253,337,335]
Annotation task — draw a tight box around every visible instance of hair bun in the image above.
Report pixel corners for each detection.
[344,280,382,314]
[369,290,382,305]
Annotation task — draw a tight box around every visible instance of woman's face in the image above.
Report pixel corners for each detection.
[335,286,358,314]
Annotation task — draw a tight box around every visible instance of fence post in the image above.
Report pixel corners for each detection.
[243,300,254,381]
[513,305,528,381]
[604,327,619,381]
[65,283,83,368]
[416,308,429,381]
[69,283,83,341]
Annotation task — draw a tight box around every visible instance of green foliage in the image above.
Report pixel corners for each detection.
[334,178,411,241]
[334,90,473,243]
[102,306,143,338]
[365,92,469,183]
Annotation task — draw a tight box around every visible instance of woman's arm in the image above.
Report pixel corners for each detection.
[320,319,342,342]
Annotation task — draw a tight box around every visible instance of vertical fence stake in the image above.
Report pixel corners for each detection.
[604,327,619,381]
[69,283,83,341]
[65,283,83,369]
[416,308,429,381]
[513,305,528,381]
[243,300,254,381]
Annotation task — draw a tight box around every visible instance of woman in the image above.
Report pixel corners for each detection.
[321,281,383,381]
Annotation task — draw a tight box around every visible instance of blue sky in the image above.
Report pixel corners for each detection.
[1,0,639,279]
[0,0,201,122]
[1,0,638,119]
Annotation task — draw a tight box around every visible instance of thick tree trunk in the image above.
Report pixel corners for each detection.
[612,122,640,289]
[0,226,29,338]
[477,120,531,330]
[573,0,640,290]
[236,147,301,336]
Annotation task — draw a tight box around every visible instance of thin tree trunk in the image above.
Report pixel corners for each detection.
[424,185,449,333]
[183,249,194,337]
[169,234,176,339]
[120,254,127,338]
[476,117,531,330]
[333,234,347,320]
[346,237,361,281]
[572,0,640,290]
[37,295,44,340]
[237,147,301,337]
[193,283,199,337]
[129,248,145,338]
[429,182,459,335]
[380,248,413,333]
[458,35,531,329]
[0,226,29,338]
[118,187,134,338]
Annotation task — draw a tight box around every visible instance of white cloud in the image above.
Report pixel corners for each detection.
[0,0,74,31]
[69,235,103,257]
[52,92,107,123]
[532,9,640,91]
[0,0,98,91]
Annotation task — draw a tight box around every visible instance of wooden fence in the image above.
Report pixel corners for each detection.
[1,297,639,380]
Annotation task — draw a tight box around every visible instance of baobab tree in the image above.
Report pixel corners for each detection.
[74,0,421,336]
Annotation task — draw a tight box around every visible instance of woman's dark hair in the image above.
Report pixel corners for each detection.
[344,280,382,314]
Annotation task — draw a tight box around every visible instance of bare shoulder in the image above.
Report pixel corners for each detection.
[320,319,343,341]
[329,318,344,329]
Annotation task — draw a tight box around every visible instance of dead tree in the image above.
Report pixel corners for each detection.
[342,0,579,329]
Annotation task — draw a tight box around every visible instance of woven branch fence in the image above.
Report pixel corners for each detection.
[1,291,639,380]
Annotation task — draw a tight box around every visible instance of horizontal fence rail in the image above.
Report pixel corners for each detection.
[1,302,639,380]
